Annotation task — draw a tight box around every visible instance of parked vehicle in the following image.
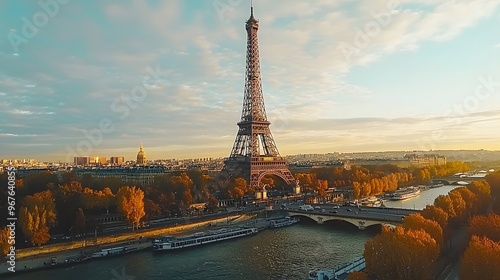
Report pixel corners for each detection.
[299,205,314,211]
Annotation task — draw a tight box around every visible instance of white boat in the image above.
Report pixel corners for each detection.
[308,256,366,280]
[91,246,136,258]
[268,216,299,228]
[360,196,382,207]
[390,187,421,201]
[152,227,258,251]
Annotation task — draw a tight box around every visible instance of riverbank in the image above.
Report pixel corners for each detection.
[2,212,270,276]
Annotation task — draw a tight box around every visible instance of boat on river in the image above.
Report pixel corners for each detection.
[91,246,137,258]
[267,216,299,228]
[152,227,258,251]
[308,256,366,280]
[359,196,382,207]
[389,187,421,201]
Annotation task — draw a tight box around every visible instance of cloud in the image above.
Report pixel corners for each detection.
[0,0,499,161]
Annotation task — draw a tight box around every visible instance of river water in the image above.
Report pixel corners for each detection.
[10,185,459,280]
[382,185,460,210]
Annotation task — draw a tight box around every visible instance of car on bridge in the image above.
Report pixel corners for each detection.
[299,205,314,211]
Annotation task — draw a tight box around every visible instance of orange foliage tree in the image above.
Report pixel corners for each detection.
[468,213,500,242]
[227,178,248,199]
[402,213,443,248]
[116,186,146,230]
[18,190,57,246]
[448,191,467,220]
[421,205,449,230]
[347,271,368,280]
[451,187,478,215]
[459,235,500,280]
[468,180,492,213]
[434,195,456,218]
[316,179,329,197]
[364,226,439,280]
[0,227,12,255]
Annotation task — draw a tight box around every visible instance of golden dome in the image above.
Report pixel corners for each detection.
[136,143,147,164]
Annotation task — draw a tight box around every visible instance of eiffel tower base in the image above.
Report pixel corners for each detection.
[221,157,295,189]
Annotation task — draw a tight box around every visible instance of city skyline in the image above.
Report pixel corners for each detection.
[1,1,500,162]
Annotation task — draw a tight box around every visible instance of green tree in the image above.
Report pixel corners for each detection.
[116,186,146,230]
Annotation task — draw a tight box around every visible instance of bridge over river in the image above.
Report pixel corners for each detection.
[285,204,420,230]
[431,177,478,185]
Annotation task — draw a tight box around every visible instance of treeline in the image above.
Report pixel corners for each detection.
[0,160,475,249]
[0,181,146,248]
[0,170,223,248]
[348,173,500,280]
[296,161,471,199]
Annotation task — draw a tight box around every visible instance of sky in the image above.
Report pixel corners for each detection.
[0,0,500,162]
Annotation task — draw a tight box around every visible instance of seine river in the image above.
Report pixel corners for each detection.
[10,185,459,280]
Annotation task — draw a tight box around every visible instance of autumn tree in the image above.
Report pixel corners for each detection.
[316,179,328,197]
[448,191,467,221]
[54,181,85,233]
[485,170,500,196]
[364,226,439,280]
[352,181,361,199]
[74,208,86,234]
[468,214,500,242]
[460,236,500,280]
[18,171,59,197]
[144,198,161,220]
[260,176,274,188]
[468,180,492,213]
[421,205,449,230]
[347,271,368,280]
[434,195,456,218]
[19,190,57,246]
[294,173,316,191]
[451,187,478,215]
[402,213,443,248]
[116,186,146,230]
[227,178,248,199]
[0,227,12,255]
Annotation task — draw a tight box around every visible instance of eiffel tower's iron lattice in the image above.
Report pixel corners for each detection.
[220,7,295,189]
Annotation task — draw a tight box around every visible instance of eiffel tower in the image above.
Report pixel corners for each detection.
[220,6,295,189]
